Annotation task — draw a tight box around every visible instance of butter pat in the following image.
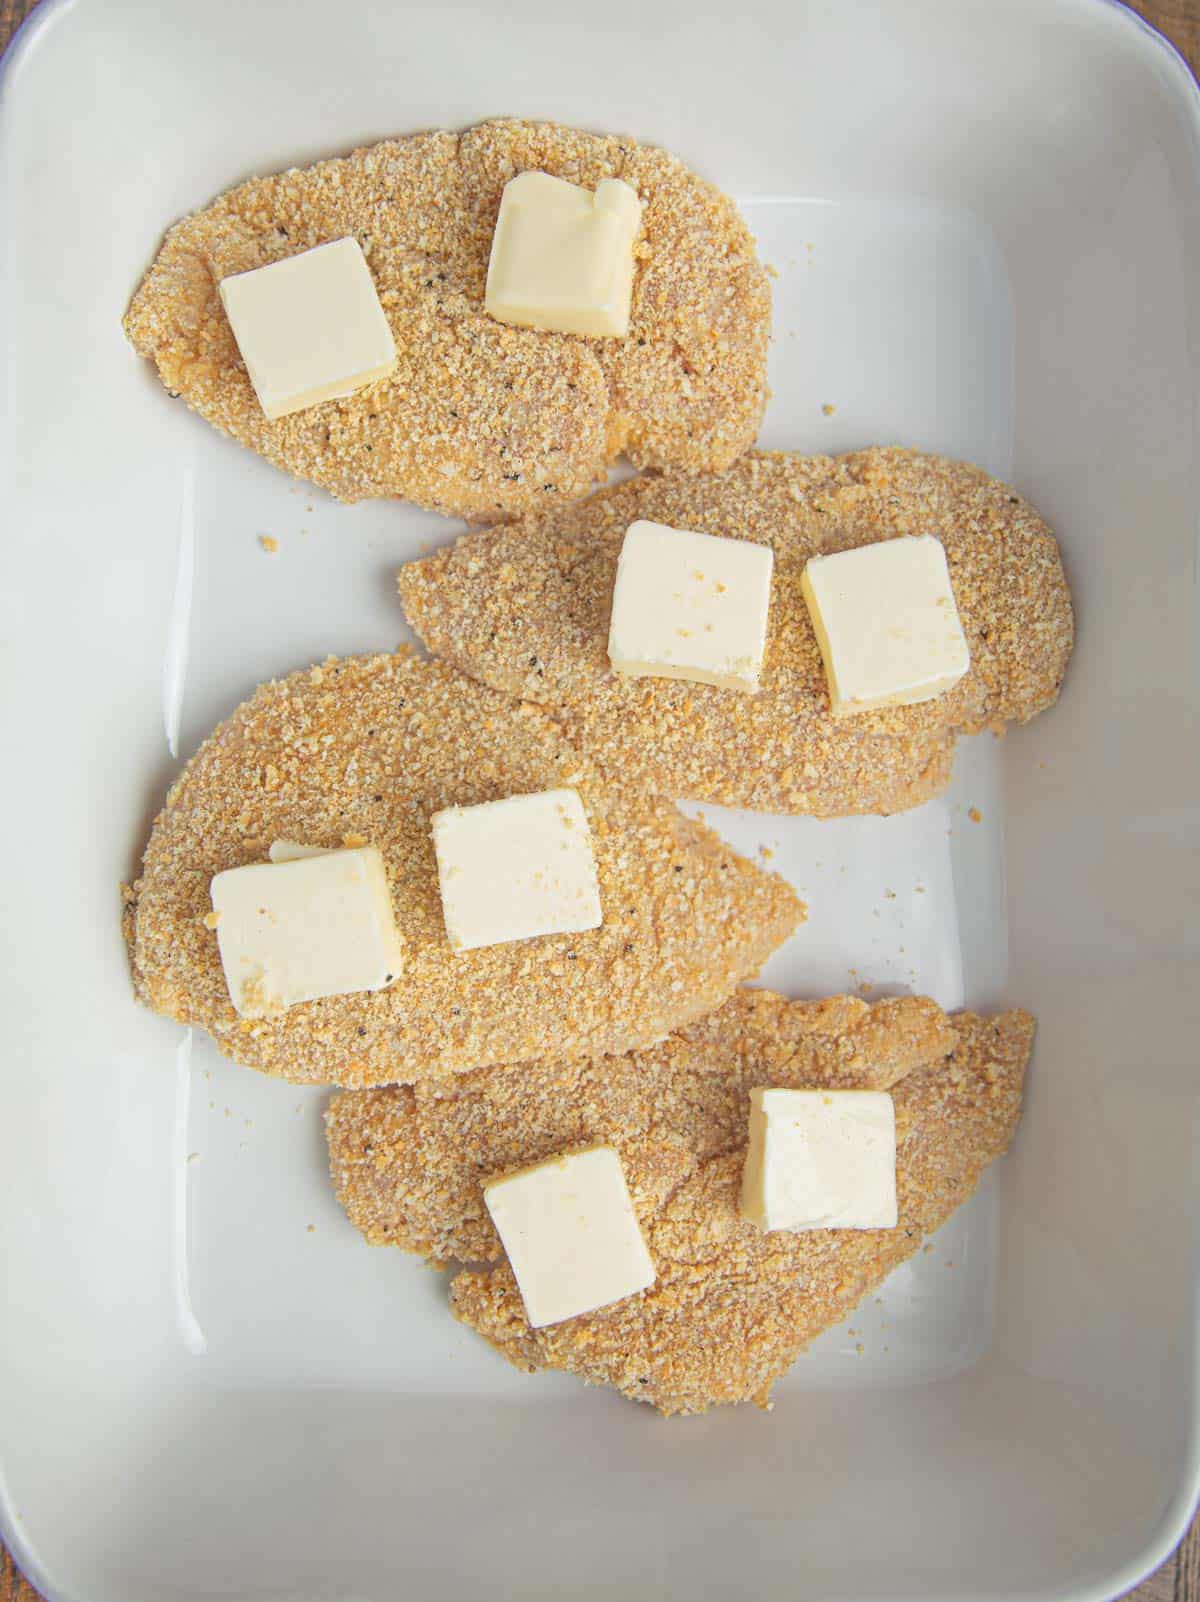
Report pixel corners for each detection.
[268,840,331,863]
[209,846,403,1017]
[484,1145,656,1327]
[608,519,774,692]
[219,238,396,420]
[485,171,642,338]
[741,1088,897,1231]
[431,788,602,952]
[801,535,970,716]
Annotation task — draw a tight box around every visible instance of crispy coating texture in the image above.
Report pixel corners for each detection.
[327,991,1032,1413]
[124,654,801,1087]
[400,447,1074,814]
[123,120,770,517]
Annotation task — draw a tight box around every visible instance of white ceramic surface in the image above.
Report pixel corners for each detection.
[1,1,1197,1599]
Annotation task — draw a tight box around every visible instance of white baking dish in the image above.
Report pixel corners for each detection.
[1,0,1197,1597]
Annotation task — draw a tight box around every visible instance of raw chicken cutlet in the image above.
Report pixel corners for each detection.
[400,447,1074,815]
[327,989,1032,1413]
[123,119,770,517]
[123,654,801,1088]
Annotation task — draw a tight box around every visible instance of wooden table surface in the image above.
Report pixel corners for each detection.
[1,0,1197,1597]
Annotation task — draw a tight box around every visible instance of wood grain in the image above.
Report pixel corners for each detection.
[0,0,1196,1598]
[0,0,36,60]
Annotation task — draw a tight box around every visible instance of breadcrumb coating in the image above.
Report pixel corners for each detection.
[124,654,801,1087]
[327,990,1032,1413]
[400,447,1073,814]
[123,119,770,517]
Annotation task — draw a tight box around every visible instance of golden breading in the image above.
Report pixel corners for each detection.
[123,119,770,517]
[124,654,801,1088]
[326,990,1031,1413]
[399,447,1074,815]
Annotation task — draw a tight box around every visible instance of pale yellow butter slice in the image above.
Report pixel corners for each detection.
[484,171,642,338]
[607,519,774,692]
[209,846,403,1018]
[741,1088,897,1232]
[800,534,970,716]
[219,238,397,421]
[484,1145,656,1328]
[430,788,602,952]
[268,840,332,863]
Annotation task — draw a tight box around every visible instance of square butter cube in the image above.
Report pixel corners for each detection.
[608,519,774,692]
[210,846,403,1018]
[431,788,602,952]
[801,535,970,716]
[484,1145,656,1327]
[219,238,396,421]
[741,1088,897,1232]
[485,171,642,338]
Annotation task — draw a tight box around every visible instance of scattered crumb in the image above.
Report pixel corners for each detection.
[224,1107,231,1118]
[968,807,983,823]
[884,889,896,900]
[855,1342,864,1354]
[914,885,926,894]
[765,263,780,279]
[923,1243,934,1254]
[759,845,773,860]
[187,1152,201,1163]
[821,403,836,417]
[307,1224,316,1234]
[258,534,279,554]
[202,910,220,929]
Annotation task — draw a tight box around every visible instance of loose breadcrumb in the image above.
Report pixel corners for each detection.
[327,990,1032,1413]
[399,447,1074,815]
[124,654,801,1087]
[259,535,279,553]
[123,119,770,517]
